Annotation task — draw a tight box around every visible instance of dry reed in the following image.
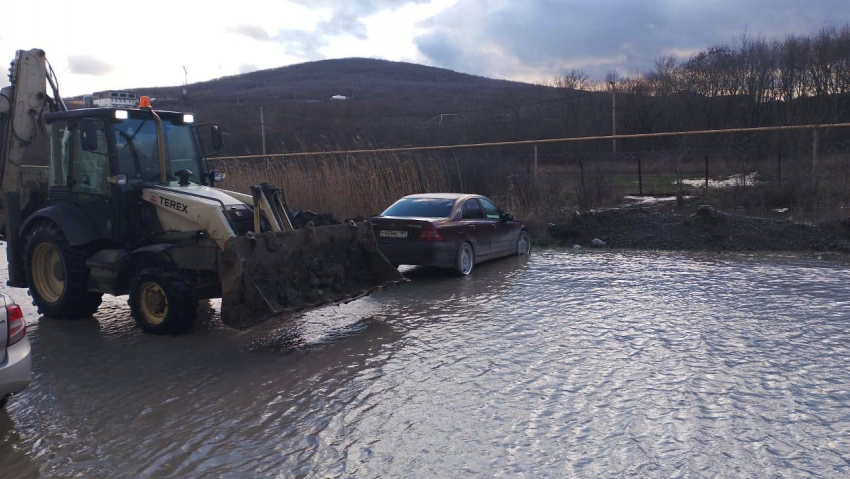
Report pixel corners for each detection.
[211,151,453,219]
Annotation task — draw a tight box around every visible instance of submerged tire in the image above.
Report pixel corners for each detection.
[516,231,531,256]
[24,221,102,319]
[129,268,198,335]
[454,242,475,276]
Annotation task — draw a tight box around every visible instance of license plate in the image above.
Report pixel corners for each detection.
[380,230,408,238]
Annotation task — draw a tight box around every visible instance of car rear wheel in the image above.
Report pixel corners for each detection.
[516,231,531,256]
[454,242,475,276]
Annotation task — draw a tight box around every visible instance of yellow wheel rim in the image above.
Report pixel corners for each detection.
[32,242,65,303]
[139,281,168,325]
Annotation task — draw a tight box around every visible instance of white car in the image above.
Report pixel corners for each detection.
[0,293,31,409]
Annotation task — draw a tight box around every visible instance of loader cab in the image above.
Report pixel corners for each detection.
[44,108,220,244]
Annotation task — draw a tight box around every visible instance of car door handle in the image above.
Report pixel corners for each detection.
[469,225,475,230]
[490,224,497,228]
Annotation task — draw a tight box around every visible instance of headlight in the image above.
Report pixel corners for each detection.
[115,110,128,120]
[183,114,195,124]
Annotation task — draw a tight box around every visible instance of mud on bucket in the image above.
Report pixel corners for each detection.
[218,222,404,329]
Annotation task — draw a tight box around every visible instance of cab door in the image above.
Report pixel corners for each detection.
[68,119,114,239]
[461,199,492,257]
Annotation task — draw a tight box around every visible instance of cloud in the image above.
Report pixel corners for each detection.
[239,63,259,74]
[414,0,850,81]
[227,25,271,41]
[67,55,114,76]
[274,0,430,60]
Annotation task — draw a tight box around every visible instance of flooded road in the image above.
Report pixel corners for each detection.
[1,249,850,478]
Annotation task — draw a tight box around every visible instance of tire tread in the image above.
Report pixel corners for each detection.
[24,221,102,319]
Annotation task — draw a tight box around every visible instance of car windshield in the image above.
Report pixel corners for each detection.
[114,118,202,184]
[381,198,456,218]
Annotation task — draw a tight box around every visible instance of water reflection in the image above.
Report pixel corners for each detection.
[1,250,849,477]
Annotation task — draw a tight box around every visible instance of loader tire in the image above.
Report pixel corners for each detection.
[129,268,197,335]
[24,221,102,319]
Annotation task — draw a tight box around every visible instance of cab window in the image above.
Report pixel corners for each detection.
[73,120,110,195]
[49,122,71,187]
[478,198,502,220]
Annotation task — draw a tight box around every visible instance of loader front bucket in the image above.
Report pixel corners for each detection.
[219,221,404,329]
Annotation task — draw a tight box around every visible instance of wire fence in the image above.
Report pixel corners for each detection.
[208,122,850,223]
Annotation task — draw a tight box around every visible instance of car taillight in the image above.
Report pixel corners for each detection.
[418,224,444,241]
[6,304,26,347]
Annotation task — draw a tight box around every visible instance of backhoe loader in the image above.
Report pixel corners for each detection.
[0,49,402,334]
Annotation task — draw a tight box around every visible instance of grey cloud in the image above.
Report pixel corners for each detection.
[239,63,259,74]
[415,0,850,80]
[276,30,328,60]
[274,0,428,59]
[227,25,271,41]
[67,55,114,76]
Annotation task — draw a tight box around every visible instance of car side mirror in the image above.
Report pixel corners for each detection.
[502,213,514,222]
[82,119,99,151]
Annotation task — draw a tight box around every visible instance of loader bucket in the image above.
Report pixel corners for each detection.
[218,221,404,329]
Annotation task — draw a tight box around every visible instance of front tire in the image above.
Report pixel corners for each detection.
[129,268,198,335]
[24,221,102,319]
[516,231,531,256]
[454,242,475,276]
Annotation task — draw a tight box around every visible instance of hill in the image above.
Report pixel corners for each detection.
[130,58,573,154]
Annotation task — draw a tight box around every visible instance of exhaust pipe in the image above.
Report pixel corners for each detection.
[140,99,168,185]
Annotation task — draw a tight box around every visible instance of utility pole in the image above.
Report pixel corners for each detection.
[182,66,188,97]
[533,144,538,181]
[260,107,266,156]
[609,80,617,158]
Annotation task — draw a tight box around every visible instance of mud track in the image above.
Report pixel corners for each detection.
[551,206,850,252]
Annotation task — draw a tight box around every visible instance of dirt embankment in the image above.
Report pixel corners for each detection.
[550,206,850,252]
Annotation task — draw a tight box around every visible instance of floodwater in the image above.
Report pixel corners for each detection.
[1,249,850,478]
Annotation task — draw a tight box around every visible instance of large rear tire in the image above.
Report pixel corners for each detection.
[24,221,102,319]
[128,268,198,335]
[454,242,475,276]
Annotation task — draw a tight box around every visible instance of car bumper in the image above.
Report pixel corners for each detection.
[0,336,32,401]
[378,241,457,268]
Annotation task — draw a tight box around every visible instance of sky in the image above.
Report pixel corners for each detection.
[1,0,849,96]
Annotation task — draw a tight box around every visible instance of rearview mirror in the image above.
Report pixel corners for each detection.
[82,119,99,151]
[210,124,222,152]
[194,123,223,156]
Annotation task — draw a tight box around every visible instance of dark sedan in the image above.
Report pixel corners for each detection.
[370,193,531,275]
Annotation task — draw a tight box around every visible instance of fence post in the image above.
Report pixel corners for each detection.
[260,107,267,156]
[704,156,709,195]
[637,156,643,196]
[533,144,538,181]
[812,128,818,172]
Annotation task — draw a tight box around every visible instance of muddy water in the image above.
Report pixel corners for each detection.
[1,250,850,478]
